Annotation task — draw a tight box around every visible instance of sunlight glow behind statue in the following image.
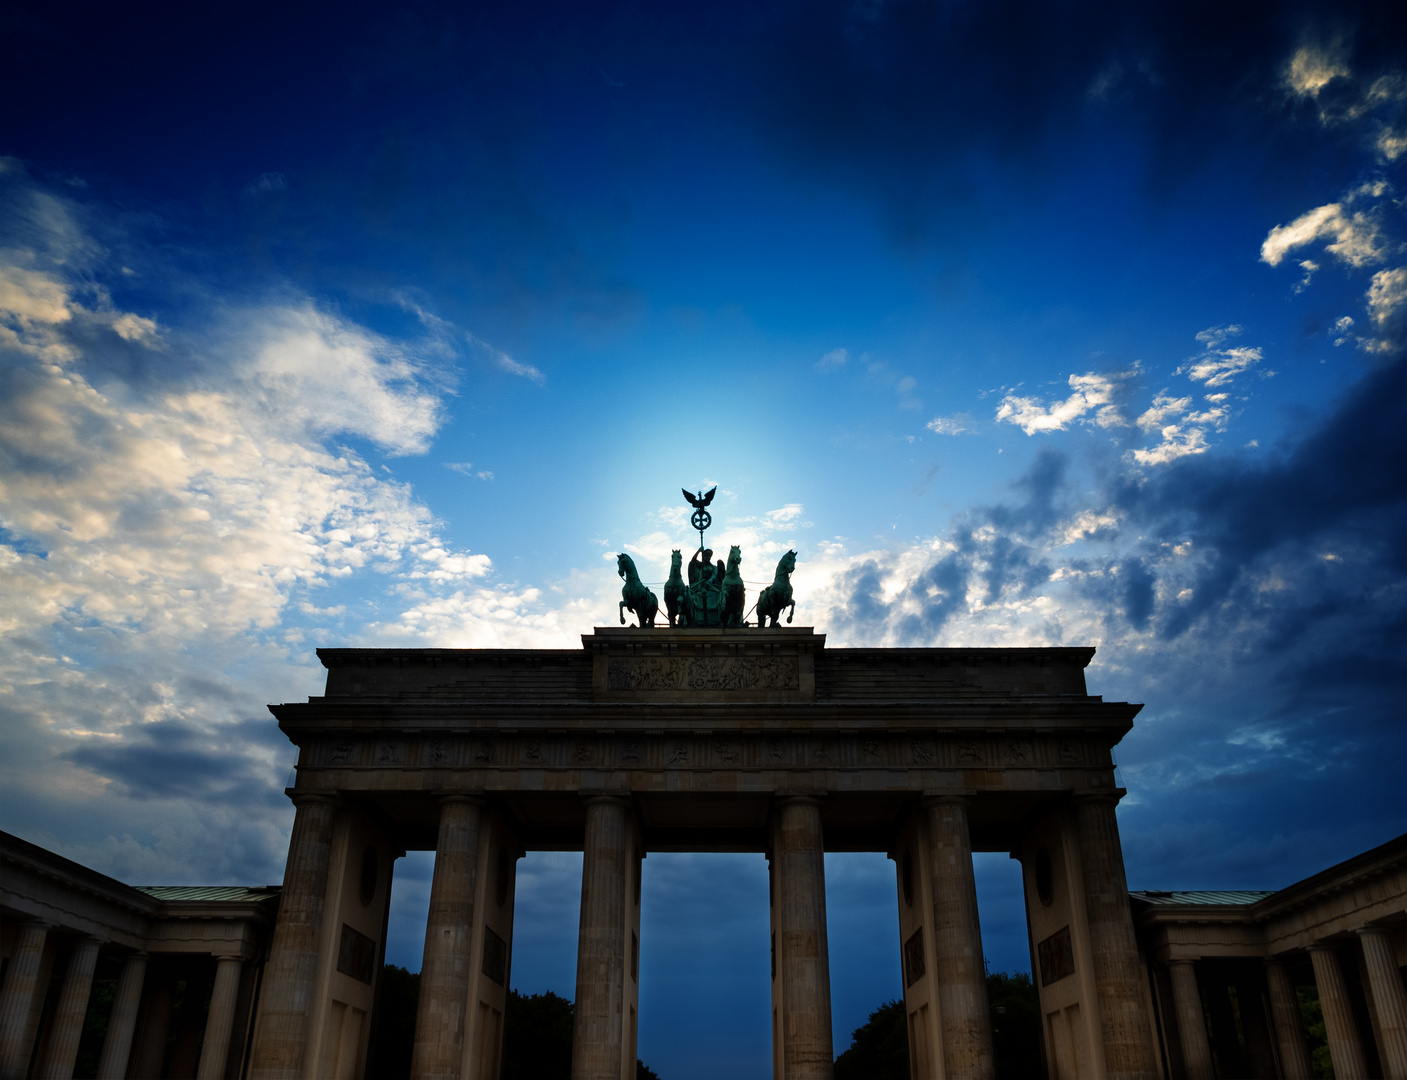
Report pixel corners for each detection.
[616,487,797,629]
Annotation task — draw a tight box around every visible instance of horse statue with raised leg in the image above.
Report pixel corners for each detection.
[663,549,687,627]
[721,545,746,628]
[617,553,659,627]
[756,549,797,628]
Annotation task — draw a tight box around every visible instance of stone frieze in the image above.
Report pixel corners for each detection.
[606,655,800,692]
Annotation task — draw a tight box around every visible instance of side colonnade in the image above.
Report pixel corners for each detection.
[0,830,278,1080]
[1135,831,1407,1080]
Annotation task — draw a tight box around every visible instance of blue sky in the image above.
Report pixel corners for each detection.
[2,2,1405,1076]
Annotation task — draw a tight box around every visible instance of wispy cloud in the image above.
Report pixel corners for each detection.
[445,462,495,480]
[995,370,1134,435]
[400,296,545,385]
[815,346,848,370]
[926,413,978,435]
[1179,325,1263,387]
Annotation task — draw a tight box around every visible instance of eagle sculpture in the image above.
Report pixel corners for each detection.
[683,486,717,509]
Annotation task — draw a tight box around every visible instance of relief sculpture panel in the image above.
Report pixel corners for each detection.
[607,655,800,692]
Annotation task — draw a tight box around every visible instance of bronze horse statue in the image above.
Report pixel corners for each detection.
[721,545,745,628]
[756,549,797,628]
[663,549,687,627]
[617,553,659,627]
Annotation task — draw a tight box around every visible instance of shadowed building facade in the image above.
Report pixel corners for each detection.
[243,627,1160,1080]
[1133,835,1407,1080]
[0,832,279,1080]
[5,628,1404,1079]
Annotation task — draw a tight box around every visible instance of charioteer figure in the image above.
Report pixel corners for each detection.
[617,485,799,629]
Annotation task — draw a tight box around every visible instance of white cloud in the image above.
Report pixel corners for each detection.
[926,413,977,435]
[1284,43,1349,99]
[0,184,538,883]
[0,261,73,324]
[1135,392,1194,433]
[1058,509,1120,545]
[1377,128,1407,162]
[1364,266,1407,352]
[446,461,494,480]
[815,347,848,370]
[1260,201,1387,269]
[995,371,1133,435]
[1367,266,1406,328]
[243,305,444,455]
[1179,325,1263,387]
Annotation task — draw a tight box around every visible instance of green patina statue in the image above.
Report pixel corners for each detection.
[617,552,659,627]
[721,545,745,628]
[663,549,687,627]
[617,489,798,629]
[756,549,797,627]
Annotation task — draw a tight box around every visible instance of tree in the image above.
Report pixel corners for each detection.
[834,971,1043,1080]
[502,989,575,1079]
[986,969,1043,1079]
[834,998,910,1080]
[367,965,420,1080]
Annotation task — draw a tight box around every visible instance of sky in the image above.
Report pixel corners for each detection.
[2,1,1405,1075]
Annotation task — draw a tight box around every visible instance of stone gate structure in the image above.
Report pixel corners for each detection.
[243,627,1160,1080]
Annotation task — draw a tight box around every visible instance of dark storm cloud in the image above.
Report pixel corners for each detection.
[828,350,1407,887]
[64,717,286,802]
[1109,353,1407,641]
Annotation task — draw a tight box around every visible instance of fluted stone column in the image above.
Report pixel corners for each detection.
[573,796,631,1080]
[250,792,340,1080]
[1167,960,1214,1080]
[412,796,484,1080]
[1264,959,1312,1080]
[0,919,50,1080]
[925,795,993,1080]
[1309,944,1369,1080]
[197,954,246,1080]
[96,952,147,1080]
[1358,926,1407,1080]
[37,936,101,1080]
[1073,794,1158,1080]
[773,796,833,1080]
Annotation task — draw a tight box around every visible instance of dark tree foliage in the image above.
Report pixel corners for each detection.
[834,971,1043,1080]
[367,974,662,1080]
[367,965,420,1080]
[73,977,116,1079]
[502,989,575,1080]
[834,998,909,1080]
[986,970,1043,1079]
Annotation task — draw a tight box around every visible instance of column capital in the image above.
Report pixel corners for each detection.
[775,793,824,809]
[437,793,486,807]
[1354,924,1392,940]
[1306,941,1339,953]
[580,792,631,808]
[211,950,246,963]
[922,793,970,810]
[1070,790,1125,809]
[288,791,341,810]
[1168,957,1197,968]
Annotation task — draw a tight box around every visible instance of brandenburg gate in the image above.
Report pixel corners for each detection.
[245,625,1158,1080]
